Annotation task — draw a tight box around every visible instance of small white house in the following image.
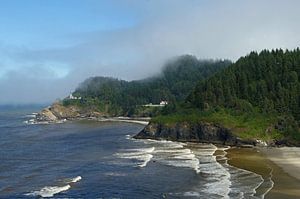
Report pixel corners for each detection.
[68,94,81,100]
[160,101,168,105]
[143,101,168,107]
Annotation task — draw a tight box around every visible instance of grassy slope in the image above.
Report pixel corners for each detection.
[152,108,283,141]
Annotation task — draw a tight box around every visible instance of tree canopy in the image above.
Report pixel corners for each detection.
[188,49,300,121]
[67,55,230,116]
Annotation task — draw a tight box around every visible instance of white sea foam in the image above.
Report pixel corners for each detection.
[261,168,274,198]
[140,140,200,173]
[125,134,132,139]
[69,176,82,183]
[24,114,37,118]
[132,139,268,198]
[139,154,153,167]
[183,191,201,197]
[164,143,232,198]
[25,176,81,198]
[215,147,273,199]
[23,119,67,125]
[25,185,71,198]
[128,138,273,198]
[115,147,155,168]
[193,145,231,198]
[104,172,127,177]
[156,150,200,174]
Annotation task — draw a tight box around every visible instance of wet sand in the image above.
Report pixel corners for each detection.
[227,147,300,199]
[261,147,300,180]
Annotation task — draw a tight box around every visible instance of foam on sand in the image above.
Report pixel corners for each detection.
[165,143,231,198]
[221,147,274,198]
[172,144,270,198]
[128,137,277,198]
[97,117,149,125]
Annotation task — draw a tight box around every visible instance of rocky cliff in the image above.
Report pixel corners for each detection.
[36,102,105,122]
[134,122,259,146]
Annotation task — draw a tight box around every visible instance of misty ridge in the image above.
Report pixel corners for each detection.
[68,55,230,116]
[38,47,300,146]
[76,55,231,101]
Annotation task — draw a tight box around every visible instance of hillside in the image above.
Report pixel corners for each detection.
[145,49,300,145]
[188,49,300,119]
[64,55,230,116]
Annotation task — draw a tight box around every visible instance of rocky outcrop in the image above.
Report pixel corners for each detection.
[36,102,106,122]
[36,108,59,122]
[36,103,79,122]
[134,122,258,146]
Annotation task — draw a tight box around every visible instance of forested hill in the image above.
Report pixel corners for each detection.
[148,49,298,144]
[68,55,230,116]
[188,49,300,121]
[148,49,300,145]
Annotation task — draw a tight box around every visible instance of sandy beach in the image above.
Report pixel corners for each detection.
[227,147,300,199]
[261,147,300,180]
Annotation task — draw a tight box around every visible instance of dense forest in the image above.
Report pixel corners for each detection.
[187,49,300,120]
[62,49,300,142]
[64,55,230,116]
[156,49,300,143]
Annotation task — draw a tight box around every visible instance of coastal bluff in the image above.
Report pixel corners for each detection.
[134,122,259,146]
[36,102,105,122]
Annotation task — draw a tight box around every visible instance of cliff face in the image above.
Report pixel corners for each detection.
[134,122,257,146]
[36,102,106,122]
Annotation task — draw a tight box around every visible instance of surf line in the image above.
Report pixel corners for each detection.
[221,147,274,198]
[24,176,82,198]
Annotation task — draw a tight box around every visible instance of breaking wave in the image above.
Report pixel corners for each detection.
[120,138,274,198]
[115,147,155,168]
[25,185,71,198]
[25,176,81,198]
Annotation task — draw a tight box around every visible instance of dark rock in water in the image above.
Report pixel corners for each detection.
[134,122,256,146]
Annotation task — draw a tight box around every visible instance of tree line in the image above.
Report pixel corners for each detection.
[65,55,230,116]
[188,49,300,121]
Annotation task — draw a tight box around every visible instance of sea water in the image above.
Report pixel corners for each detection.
[0,107,271,198]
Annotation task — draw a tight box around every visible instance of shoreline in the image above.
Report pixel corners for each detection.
[226,147,300,199]
[25,115,150,125]
[261,147,300,181]
[95,117,150,125]
[25,111,300,198]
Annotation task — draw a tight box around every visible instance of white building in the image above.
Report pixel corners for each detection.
[160,101,168,105]
[143,101,168,107]
[68,93,81,100]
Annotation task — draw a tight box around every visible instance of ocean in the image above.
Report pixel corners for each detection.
[0,107,272,198]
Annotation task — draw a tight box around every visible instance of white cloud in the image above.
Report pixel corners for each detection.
[1,0,300,104]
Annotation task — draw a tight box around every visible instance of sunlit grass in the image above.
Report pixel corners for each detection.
[152,108,284,141]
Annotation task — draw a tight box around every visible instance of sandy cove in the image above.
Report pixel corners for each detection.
[227,147,300,199]
[261,147,300,180]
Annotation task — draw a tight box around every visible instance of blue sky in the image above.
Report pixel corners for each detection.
[0,0,300,104]
[0,0,138,46]
[0,0,138,80]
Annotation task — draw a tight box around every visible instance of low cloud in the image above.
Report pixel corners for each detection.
[1,0,300,104]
